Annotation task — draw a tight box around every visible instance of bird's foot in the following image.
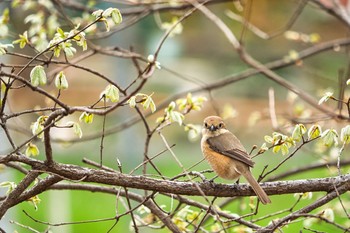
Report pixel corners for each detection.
[204,176,218,188]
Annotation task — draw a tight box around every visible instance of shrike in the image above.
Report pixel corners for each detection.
[201,116,271,204]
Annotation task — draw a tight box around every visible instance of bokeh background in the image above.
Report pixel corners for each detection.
[0,0,349,232]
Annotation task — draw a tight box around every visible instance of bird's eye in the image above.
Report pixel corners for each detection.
[204,122,208,128]
[218,123,223,128]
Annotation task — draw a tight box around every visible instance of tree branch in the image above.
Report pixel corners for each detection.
[1,154,349,197]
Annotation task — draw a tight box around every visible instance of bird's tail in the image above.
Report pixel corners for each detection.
[242,172,271,205]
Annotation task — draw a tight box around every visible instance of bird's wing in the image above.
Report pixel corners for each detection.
[207,132,255,167]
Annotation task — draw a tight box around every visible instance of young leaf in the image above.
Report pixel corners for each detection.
[73,122,83,138]
[281,144,289,155]
[55,71,69,90]
[25,143,39,157]
[66,121,83,138]
[308,124,322,140]
[340,125,350,144]
[170,111,184,126]
[13,31,29,49]
[292,124,306,142]
[318,92,333,105]
[79,112,94,124]
[111,8,122,25]
[272,145,281,154]
[149,98,156,113]
[56,27,65,37]
[127,96,137,108]
[168,101,176,111]
[142,95,156,113]
[321,129,338,147]
[0,43,13,55]
[92,9,104,18]
[30,65,47,86]
[101,85,119,102]
[258,143,269,154]
[27,195,41,210]
[185,124,202,142]
[30,116,46,139]
[264,135,274,144]
[64,45,77,57]
[320,208,334,222]
[160,17,183,37]
[0,181,17,194]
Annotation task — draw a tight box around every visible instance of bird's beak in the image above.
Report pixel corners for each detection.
[209,125,216,132]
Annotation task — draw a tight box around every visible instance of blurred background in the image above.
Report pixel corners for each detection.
[0,0,350,232]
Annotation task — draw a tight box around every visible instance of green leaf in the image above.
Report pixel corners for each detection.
[0,43,14,55]
[272,145,281,154]
[149,98,156,113]
[0,24,8,37]
[102,8,114,18]
[56,27,65,38]
[142,96,151,110]
[170,111,184,126]
[64,45,77,57]
[142,95,156,113]
[320,208,334,222]
[30,65,47,86]
[156,116,165,123]
[168,101,176,111]
[101,84,119,102]
[68,121,83,138]
[175,93,207,112]
[160,17,183,37]
[30,116,46,139]
[0,8,10,24]
[73,122,83,138]
[288,50,299,61]
[292,124,306,142]
[25,143,39,157]
[92,9,104,18]
[102,19,110,32]
[281,144,289,155]
[340,125,350,144]
[53,46,61,57]
[308,124,322,140]
[258,143,269,153]
[321,129,338,147]
[111,9,122,25]
[27,195,41,211]
[1,81,6,92]
[264,135,274,144]
[79,112,94,124]
[55,71,69,90]
[13,31,29,49]
[0,181,17,194]
[102,8,122,25]
[318,92,333,105]
[185,124,202,142]
[73,31,87,51]
[127,96,136,108]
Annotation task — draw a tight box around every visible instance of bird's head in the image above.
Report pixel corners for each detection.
[202,116,227,137]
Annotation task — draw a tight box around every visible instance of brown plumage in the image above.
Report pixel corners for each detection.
[201,116,271,205]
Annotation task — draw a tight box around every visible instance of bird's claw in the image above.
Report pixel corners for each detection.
[203,176,218,188]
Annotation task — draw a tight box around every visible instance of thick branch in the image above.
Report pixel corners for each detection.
[0,171,40,218]
[1,154,349,197]
[258,182,350,232]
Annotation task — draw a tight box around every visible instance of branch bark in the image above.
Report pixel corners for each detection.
[1,154,349,197]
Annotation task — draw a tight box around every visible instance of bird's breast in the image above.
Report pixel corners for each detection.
[201,138,241,180]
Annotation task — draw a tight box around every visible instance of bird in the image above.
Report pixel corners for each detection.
[201,115,271,205]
